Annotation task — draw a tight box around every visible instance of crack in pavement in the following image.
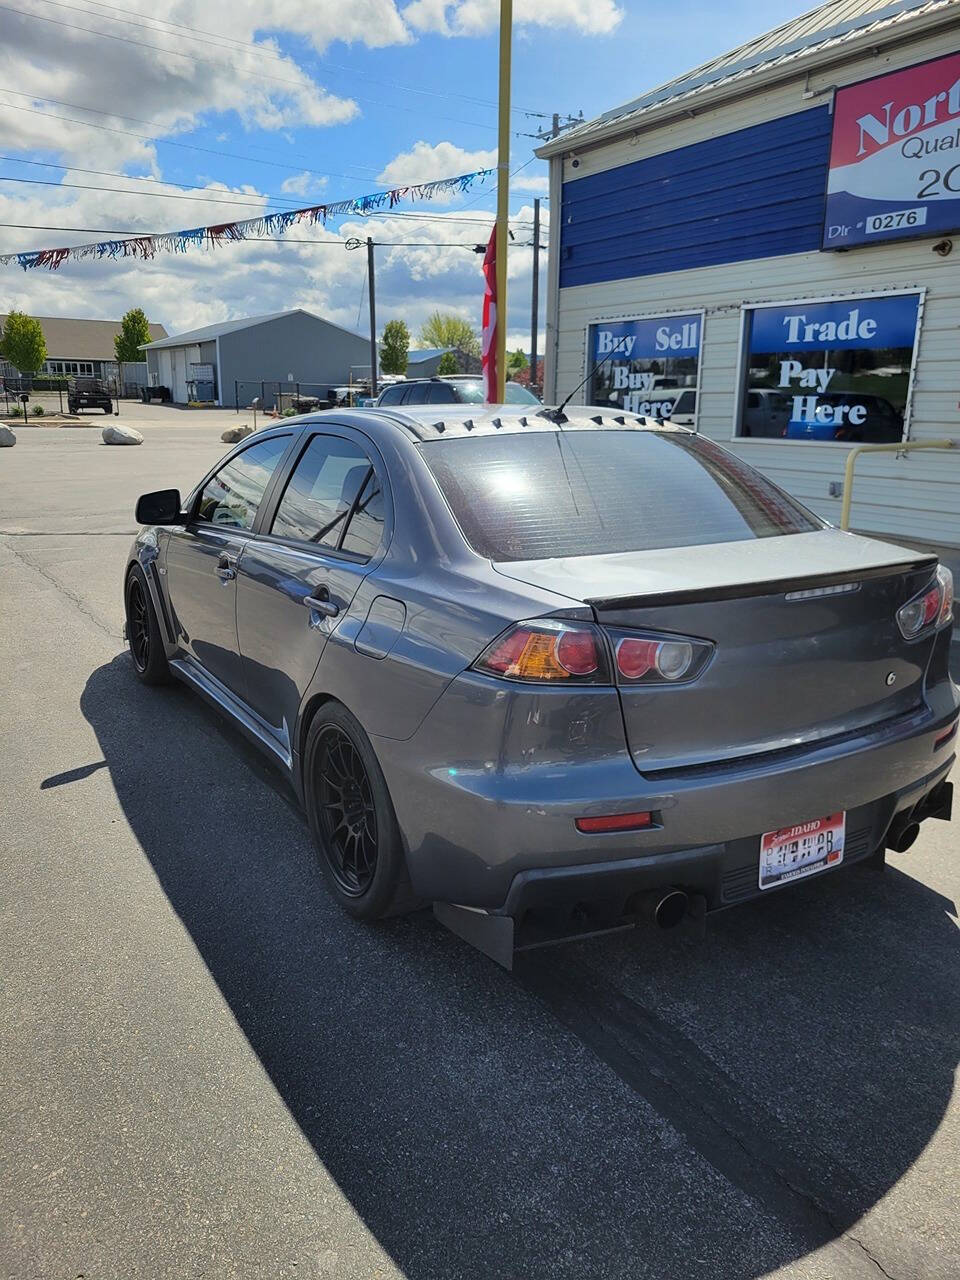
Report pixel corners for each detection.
[0,535,119,641]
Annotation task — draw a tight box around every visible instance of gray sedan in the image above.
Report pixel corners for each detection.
[125,407,957,965]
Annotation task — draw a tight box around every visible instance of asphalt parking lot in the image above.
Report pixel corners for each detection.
[1,408,959,1280]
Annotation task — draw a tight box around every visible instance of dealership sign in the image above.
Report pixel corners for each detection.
[591,314,701,417]
[823,51,960,249]
[745,294,919,439]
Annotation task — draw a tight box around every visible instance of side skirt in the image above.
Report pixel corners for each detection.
[169,656,294,773]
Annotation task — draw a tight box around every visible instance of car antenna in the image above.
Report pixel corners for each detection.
[541,334,631,425]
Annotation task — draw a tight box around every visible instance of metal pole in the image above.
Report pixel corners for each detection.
[495,0,512,404]
[235,380,239,413]
[367,237,378,398]
[530,197,540,396]
[840,439,956,529]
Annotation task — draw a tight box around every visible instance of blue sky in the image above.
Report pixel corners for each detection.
[0,0,816,348]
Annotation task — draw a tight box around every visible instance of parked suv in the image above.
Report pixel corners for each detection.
[377,377,540,408]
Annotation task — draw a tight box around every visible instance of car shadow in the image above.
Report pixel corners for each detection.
[81,654,960,1279]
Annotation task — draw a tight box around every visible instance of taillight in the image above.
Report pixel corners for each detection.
[897,566,953,639]
[474,620,610,683]
[608,629,713,685]
[937,564,954,626]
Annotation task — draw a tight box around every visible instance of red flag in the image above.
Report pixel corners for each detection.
[481,225,497,403]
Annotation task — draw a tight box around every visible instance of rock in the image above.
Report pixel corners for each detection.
[101,423,143,445]
[0,424,16,447]
[221,425,253,444]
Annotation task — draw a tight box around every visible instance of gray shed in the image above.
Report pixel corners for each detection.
[140,309,371,407]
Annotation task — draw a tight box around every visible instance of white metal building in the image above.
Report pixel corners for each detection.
[539,0,960,548]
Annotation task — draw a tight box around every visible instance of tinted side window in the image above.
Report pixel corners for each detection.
[402,384,428,404]
[270,435,377,551]
[378,385,406,406]
[342,471,385,557]
[426,383,454,404]
[196,435,290,530]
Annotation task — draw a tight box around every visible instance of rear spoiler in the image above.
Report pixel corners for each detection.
[585,556,939,611]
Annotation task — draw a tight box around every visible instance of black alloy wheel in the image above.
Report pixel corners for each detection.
[125,565,170,685]
[128,575,151,672]
[315,726,379,896]
[304,703,420,920]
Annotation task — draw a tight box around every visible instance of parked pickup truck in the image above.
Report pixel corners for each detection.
[68,377,113,414]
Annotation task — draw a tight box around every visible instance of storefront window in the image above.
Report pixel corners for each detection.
[588,313,702,423]
[737,293,920,443]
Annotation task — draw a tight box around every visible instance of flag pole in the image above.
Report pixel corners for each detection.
[495,0,512,403]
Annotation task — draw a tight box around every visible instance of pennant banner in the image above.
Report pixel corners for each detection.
[0,169,493,271]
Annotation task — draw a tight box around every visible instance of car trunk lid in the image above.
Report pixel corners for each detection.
[493,530,939,773]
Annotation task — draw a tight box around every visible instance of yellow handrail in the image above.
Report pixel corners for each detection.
[839,438,957,530]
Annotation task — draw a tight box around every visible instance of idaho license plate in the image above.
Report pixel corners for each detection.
[758,812,845,890]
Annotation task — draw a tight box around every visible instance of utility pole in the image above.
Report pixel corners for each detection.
[529,197,540,395]
[366,237,378,398]
[495,0,513,404]
[531,110,584,143]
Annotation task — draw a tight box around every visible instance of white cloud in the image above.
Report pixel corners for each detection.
[377,141,497,198]
[279,172,330,197]
[0,2,361,173]
[403,0,623,36]
[512,174,549,194]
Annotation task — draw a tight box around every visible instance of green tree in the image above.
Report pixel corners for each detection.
[0,311,46,373]
[114,307,152,363]
[507,348,528,371]
[417,311,480,358]
[436,351,459,375]
[380,319,410,375]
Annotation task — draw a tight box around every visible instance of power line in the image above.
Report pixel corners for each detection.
[27,0,553,118]
[0,156,533,223]
[0,173,320,209]
[0,87,381,178]
[0,3,523,135]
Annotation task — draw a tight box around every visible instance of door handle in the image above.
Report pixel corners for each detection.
[216,553,236,582]
[303,587,339,618]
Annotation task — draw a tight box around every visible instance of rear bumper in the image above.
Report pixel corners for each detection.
[373,668,959,911]
[497,770,953,919]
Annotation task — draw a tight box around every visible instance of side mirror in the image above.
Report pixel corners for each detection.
[136,488,182,525]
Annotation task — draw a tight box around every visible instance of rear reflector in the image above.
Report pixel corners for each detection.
[934,721,957,751]
[576,811,653,833]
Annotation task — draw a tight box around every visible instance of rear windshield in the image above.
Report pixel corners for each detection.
[420,429,820,562]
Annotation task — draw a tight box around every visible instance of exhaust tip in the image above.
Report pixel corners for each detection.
[654,889,689,930]
[887,821,921,854]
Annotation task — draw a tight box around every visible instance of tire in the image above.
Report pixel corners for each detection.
[124,565,171,685]
[103,403,112,414]
[304,702,421,920]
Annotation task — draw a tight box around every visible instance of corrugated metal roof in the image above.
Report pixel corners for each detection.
[141,308,367,350]
[141,309,296,349]
[0,314,167,360]
[540,0,959,154]
[407,347,454,362]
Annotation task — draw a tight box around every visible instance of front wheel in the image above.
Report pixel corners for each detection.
[125,565,170,685]
[304,703,420,920]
